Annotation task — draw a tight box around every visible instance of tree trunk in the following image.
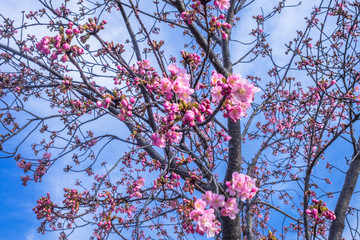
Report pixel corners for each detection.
[328,143,360,240]
[221,215,241,240]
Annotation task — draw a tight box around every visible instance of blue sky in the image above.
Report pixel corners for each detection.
[0,1,47,238]
[0,156,42,240]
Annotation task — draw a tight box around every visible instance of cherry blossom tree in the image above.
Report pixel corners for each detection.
[1,0,360,239]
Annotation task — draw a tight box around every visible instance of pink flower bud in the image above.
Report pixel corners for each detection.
[54,34,62,42]
[77,48,84,55]
[62,43,70,51]
[73,28,80,35]
[65,29,72,35]
[51,53,58,60]
[61,54,68,63]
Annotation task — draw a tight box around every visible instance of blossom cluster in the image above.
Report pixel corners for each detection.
[211,71,259,121]
[161,64,194,103]
[151,125,182,148]
[189,173,258,238]
[150,63,257,148]
[150,64,197,147]
[127,177,145,198]
[16,159,32,172]
[225,172,258,200]
[214,0,231,11]
[190,200,221,238]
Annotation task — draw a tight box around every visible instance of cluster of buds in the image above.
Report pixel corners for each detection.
[96,96,112,109]
[179,199,197,234]
[152,99,213,148]
[250,27,264,36]
[69,99,93,116]
[63,188,82,214]
[151,125,182,148]
[96,92,135,120]
[98,191,116,211]
[180,100,213,127]
[82,18,107,33]
[181,51,201,69]
[20,175,31,186]
[96,89,135,119]
[94,211,112,240]
[215,129,232,143]
[153,173,181,190]
[180,1,231,39]
[209,14,232,39]
[253,15,264,24]
[36,22,84,62]
[80,18,107,44]
[117,97,135,121]
[33,160,51,182]
[127,177,145,198]
[60,77,72,93]
[180,10,197,25]
[16,159,32,172]
[33,193,55,224]
[179,0,205,24]
[305,199,336,223]
[96,41,125,58]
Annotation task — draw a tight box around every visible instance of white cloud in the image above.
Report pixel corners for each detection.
[25,229,35,240]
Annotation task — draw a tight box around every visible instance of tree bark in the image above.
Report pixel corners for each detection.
[221,119,242,240]
[244,200,255,240]
[328,142,360,240]
[221,215,241,240]
[221,1,244,238]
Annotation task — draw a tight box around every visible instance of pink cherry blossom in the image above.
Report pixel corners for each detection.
[211,71,224,85]
[211,85,223,102]
[206,223,221,238]
[194,199,207,211]
[228,105,245,121]
[151,132,166,148]
[231,80,254,103]
[189,209,203,222]
[210,194,225,209]
[226,172,258,201]
[160,78,172,93]
[214,0,231,11]
[201,191,213,205]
